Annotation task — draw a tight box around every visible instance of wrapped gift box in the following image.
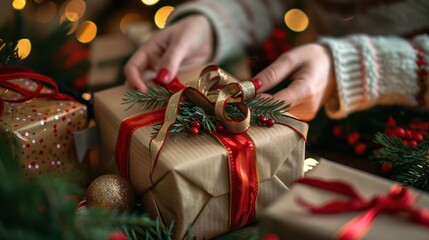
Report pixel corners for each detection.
[261,159,429,240]
[0,79,88,180]
[93,67,308,239]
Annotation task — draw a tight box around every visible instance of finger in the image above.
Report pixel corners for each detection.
[155,36,189,84]
[124,48,150,92]
[272,78,309,109]
[253,52,299,93]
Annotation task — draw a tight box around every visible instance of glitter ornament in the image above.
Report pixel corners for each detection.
[86,174,136,212]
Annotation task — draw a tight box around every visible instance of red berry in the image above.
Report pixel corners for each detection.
[266,118,275,127]
[332,125,342,137]
[191,121,201,129]
[414,133,424,142]
[216,123,224,133]
[347,132,360,145]
[381,162,393,173]
[258,115,268,124]
[190,127,199,136]
[354,142,366,155]
[408,140,418,148]
[108,231,127,240]
[263,233,280,240]
[402,139,409,145]
[392,127,405,138]
[404,130,413,139]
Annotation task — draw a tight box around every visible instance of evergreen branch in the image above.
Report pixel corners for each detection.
[246,95,290,123]
[371,132,429,190]
[152,102,218,136]
[122,86,172,111]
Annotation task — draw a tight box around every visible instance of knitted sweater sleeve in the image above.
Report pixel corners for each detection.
[166,0,285,62]
[320,34,429,119]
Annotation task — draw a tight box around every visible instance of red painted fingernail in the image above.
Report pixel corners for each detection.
[251,78,262,90]
[156,68,170,83]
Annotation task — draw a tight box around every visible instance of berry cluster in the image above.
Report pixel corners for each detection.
[384,117,428,148]
[189,120,201,136]
[258,115,275,127]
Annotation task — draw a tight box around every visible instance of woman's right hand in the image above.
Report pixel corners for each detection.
[124,15,214,92]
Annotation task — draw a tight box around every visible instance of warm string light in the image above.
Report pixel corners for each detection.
[154,6,174,29]
[76,21,97,43]
[141,0,159,6]
[12,0,26,10]
[284,9,309,32]
[16,39,31,59]
[120,13,143,34]
[65,0,86,22]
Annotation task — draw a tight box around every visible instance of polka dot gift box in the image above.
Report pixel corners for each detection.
[0,66,88,180]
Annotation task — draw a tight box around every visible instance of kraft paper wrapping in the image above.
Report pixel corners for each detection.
[94,68,307,239]
[261,159,429,240]
[0,79,88,179]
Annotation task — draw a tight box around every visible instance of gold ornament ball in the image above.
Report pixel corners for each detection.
[86,174,136,212]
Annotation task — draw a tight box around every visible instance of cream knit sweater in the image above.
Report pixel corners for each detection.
[168,0,429,119]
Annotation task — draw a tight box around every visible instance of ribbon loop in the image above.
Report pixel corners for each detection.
[296,178,429,240]
[0,65,74,115]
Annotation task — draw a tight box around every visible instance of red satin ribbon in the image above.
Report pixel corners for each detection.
[296,177,429,240]
[115,76,259,230]
[0,65,74,114]
[212,131,258,229]
[115,108,165,179]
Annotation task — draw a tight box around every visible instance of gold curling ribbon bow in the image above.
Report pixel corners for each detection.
[149,65,257,174]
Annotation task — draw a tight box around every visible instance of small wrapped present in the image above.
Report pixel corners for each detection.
[261,159,429,240]
[94,65,308,239]
[0,66,88,180]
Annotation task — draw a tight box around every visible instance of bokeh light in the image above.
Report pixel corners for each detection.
[65,0,86,22]
[142,0,159,6]
[120,13,143,34]
[12,0,26,10]
[284,9,309,32]
[35,1,57,23]
[16,39,31,59]
[154,6,174,29]
[76,21,97,43]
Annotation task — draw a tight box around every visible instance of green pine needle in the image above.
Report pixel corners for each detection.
[371,132,429,191]
[246,95,290,124]
[124,86,291,135]
[122,87,172,111]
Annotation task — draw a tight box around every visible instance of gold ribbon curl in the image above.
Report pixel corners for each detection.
[149,65,257,173]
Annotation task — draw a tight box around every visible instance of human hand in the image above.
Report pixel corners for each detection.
[253,43,336,121]
[124,15,214,92]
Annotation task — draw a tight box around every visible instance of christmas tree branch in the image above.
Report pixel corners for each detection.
[122,87,172,111]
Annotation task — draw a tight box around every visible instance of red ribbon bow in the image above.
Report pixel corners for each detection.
[296,177,429,240]
[0,65,74,114]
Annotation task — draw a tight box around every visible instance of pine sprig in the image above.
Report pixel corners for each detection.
[122,87,172,111]
[371,132,429,191]
[246,95,290,124]
[153,102,218,136]
[124,86,291,135]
